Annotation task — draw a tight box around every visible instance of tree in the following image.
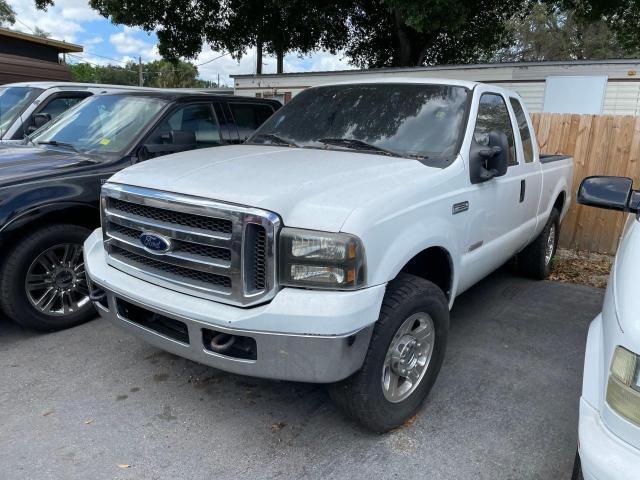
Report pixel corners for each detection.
[493,3,640,62]
[68,59,216,88]
[567,0,640,54]
[0,0,15,26]
[343,0,531,67]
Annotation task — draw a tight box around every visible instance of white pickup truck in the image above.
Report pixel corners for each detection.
[85,79,573,432]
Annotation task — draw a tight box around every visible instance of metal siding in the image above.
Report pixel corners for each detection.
[603,82,640,115]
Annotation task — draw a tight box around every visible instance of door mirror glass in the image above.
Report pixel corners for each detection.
[469,129,509,184]
[143,130,197,155]
[578,176,639,213]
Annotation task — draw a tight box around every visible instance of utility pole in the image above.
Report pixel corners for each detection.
[217,74,220,87]
[138,56,143,86]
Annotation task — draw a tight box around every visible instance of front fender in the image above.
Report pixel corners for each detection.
[0,201,99,238]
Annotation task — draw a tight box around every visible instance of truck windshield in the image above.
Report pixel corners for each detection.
[247,83,470,160]
[30,94,168,155]
[0,87,44,138]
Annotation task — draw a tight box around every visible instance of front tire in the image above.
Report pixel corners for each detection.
[329,273,449,433]
[518,208,560,280]
[0,224,95,332]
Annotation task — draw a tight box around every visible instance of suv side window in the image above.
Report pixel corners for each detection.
[39,95,87,119]
[146,103,221,150]
[228,103,275,141]
[473,93,517,166]
[509,98,534,163]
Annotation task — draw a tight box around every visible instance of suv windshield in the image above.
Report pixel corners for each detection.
[247,83,470,160]
[31,94,168,155]
[0,87,44,137]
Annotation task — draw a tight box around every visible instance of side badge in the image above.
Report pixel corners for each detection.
[452,201,469,215]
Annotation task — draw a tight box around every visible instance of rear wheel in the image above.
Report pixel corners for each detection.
[0,224,95,332]
[329,273,449,432]
[518,208,560,280]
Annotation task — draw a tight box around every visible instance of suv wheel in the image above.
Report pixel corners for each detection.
[329,273,449,432]
[0,224,95,332]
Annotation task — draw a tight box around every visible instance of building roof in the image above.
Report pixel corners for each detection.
[231,58,640,79]
[0,27,83,54]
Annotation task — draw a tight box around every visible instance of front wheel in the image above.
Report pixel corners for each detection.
[0,224,95,332]
[329,273,449,432]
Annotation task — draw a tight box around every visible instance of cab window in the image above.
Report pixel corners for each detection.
[229,103,275,141]
[473,93,517,166]
[509,98,534,163]
[146,103,221,150]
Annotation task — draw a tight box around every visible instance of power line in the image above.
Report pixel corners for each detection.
[14,17,36,34]
[195,52,230,66]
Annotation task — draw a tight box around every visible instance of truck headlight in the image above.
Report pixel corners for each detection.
[278,228,366,290]
[606,346,640,426]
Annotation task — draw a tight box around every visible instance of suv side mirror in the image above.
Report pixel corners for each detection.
[577,176,640,213]
[27,112,52,134]
[469,130,509,184]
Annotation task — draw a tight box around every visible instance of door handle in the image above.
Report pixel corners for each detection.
[520,179,526,203]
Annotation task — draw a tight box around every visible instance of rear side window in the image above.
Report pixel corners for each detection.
[229,103,274,140]
[473,93,517,166]
[509,98,534,163]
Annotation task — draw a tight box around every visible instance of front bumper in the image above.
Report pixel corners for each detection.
[578,314,640,480]
[579,399,640,480]
[84,229,384,383]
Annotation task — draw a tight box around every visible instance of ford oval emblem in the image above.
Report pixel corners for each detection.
[139,232,172,254]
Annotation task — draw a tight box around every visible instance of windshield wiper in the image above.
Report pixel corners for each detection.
[250,133,299,147]
[37,140,79,152]
[318,138,410,158]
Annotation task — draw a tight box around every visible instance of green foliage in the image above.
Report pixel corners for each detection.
[493,3,640,61]
[32,0,640,71]
[0,0,15,26]
[68,60,217,88]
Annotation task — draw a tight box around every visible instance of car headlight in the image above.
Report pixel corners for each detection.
[278,227,366,290]
[607,346,640,426]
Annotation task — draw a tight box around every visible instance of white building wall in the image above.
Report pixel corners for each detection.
[234,62,640,116]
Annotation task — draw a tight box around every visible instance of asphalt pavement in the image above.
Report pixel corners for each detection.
[0,270,604,480]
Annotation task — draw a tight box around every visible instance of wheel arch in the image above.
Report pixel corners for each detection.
[394,246,455,301]
[0,202,99,252]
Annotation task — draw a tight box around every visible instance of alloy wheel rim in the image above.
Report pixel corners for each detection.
[545,224,556,265]
[25,243,90,316]
[382,312,436,403]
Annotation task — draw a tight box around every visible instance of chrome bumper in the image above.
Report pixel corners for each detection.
[91,284,373,383]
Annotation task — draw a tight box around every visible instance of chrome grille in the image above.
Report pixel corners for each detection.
[101,183,280,307]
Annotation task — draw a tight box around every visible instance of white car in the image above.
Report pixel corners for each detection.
[85,78,574,432]
[573,176,640,480]
[0,82,157,142]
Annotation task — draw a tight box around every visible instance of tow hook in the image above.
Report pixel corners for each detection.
[89,288,106,303]
[209,333,237,353]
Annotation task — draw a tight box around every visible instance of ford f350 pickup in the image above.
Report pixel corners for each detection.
[85,79,574,432]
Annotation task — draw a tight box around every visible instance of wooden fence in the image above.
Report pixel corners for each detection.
[531,113,640,254]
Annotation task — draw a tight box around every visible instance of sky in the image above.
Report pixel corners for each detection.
[8,0,355,86]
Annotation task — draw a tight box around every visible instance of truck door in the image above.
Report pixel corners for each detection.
[459,89,526,290]
[507,97,542,244]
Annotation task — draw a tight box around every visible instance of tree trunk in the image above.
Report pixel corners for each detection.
[256,38,263,75]
[276,50,284,74]
[393,9,413,66]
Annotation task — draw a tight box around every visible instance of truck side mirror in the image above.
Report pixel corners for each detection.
[143,130,198,157]
[27,112,52,134]
[577,176,640,213]
[469,130,509,184]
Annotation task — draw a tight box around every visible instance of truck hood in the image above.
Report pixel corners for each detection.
[0,143,97,187]
[108,145,433,231]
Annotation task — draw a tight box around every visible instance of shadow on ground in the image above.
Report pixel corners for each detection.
[0,270,604,480]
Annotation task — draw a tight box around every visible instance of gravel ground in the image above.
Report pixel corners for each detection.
[0,270,604,480]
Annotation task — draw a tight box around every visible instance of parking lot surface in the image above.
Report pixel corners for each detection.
[0,271,603,480]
